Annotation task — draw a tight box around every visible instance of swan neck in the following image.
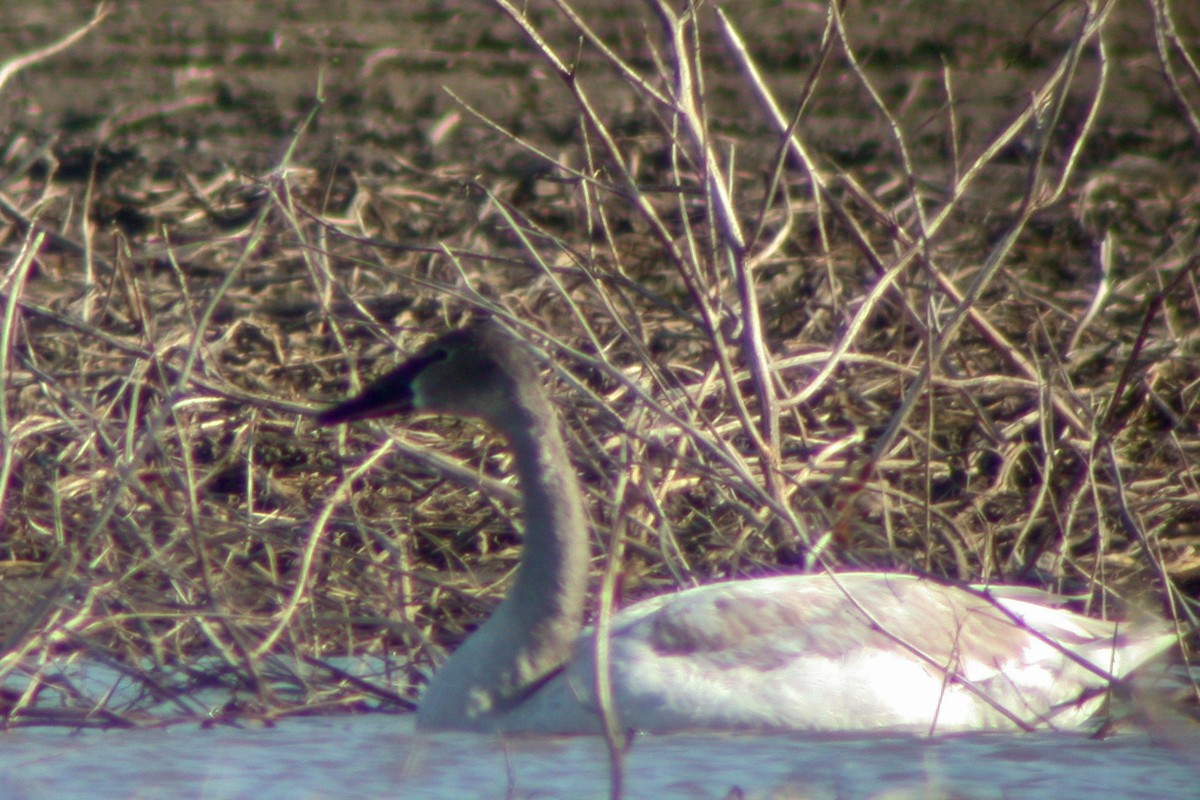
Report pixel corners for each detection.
[504,396,589,625]
[418,382,590,729]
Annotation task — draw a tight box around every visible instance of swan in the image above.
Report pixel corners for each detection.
[318,321,1176,734]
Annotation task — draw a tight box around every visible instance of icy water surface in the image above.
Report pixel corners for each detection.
[0,714,1197,800]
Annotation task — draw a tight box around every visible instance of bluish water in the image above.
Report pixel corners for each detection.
[0,714,1196,800]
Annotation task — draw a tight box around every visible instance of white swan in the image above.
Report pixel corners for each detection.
[319,322,1176,734]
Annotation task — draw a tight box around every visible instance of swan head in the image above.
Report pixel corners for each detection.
[317,323,535,429]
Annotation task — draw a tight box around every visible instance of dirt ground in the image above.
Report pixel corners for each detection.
[1,1,1197,725]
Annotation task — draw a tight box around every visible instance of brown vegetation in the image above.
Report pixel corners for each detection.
[0,0,1197,727]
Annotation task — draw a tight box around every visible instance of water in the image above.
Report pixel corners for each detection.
[0,714,1196,800]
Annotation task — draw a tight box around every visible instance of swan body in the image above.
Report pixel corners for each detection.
[470,573,1174,734]
[319,322,1175,734]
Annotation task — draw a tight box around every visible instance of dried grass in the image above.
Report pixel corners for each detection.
[0,0,1197,728]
